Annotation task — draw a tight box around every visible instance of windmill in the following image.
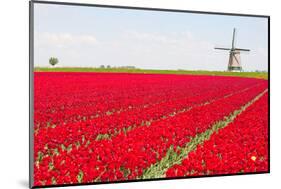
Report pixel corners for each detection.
[215,28,250,72]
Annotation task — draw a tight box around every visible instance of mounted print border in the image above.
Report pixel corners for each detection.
[29,0,270,188]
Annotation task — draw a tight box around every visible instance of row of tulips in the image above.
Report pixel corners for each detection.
[35,73,232,128]
[34,73,267,159]
[34,72,265,131]
[165,92,268,177]
[34,75,268,186]
[34,82,266,160]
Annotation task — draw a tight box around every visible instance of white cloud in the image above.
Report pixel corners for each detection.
[103,30,219,70]
[124,30,212,50]
[34,30,223,70]
[35,32,98,48]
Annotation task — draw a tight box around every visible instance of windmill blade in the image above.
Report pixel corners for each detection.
[214,47,231,51]
[235,48,250,52]
[232,28,236,49]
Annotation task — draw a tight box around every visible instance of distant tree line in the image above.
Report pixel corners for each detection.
[99,65,137,69]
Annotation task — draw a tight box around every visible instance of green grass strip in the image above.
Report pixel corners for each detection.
[34,67,268,80]
[140,89,268,179]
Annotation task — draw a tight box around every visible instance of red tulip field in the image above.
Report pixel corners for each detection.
[33,72,268,186]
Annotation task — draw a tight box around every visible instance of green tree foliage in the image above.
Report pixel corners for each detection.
[49,57,59,67]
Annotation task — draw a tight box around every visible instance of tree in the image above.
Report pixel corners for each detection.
[107,65,111,69]
[49,57,59,67]
[100,65,105,68]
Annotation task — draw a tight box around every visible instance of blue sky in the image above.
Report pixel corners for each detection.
[34,3,268,71]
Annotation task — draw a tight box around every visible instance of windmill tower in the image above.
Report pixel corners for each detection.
[215,28,250,71]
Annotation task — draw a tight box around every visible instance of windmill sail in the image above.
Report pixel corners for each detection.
[214,47,231,50]
[232,28,236,49]
[235,48,250,51]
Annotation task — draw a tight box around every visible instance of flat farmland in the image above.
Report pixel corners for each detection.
[33,71,268,186]
[34,67,268,79]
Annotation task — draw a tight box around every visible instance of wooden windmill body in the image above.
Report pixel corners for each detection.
[215,28,250,72]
